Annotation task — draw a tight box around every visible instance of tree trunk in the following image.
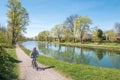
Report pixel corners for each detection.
[12,37,16,45]
[58,35,61,42]
[0,45,2,55]
[73,37,75,42]
[11,30,16,45]
[58,37,61,42]
[80,35,83,43]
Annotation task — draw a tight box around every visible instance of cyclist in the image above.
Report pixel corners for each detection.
[30,47,39,69]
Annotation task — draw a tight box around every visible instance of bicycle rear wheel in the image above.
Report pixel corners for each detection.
[32,60,35,68]
[34,61,38,71]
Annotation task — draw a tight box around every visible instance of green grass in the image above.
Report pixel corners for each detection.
[0,48,19,80]
[56,42,120,52]
[6,48,19,79]
[19,44,31,55]
[37,56,120,80]
[19,44,120,80]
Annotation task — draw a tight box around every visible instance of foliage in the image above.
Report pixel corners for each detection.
[35,15,120,43]
[91,27,103,41]
[97,29,103,41]
[91,31,99,41]
[37,30,50,41]
[51,24,64,42]
[7,0,29,45]
[62,26,71,42]
[104,29,117,41]
[17,34,28,41]
[0,26,12,47]
[74,16,92,43]
[0,48,18,80]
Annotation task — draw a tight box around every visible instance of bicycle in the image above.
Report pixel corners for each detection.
[32,58,38,71]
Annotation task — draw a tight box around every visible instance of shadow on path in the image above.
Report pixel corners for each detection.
[9,56,22,63]
[37,66,55,71]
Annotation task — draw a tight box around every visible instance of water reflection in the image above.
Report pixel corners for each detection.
[22,41,120,69]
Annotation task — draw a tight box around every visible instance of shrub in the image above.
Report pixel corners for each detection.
[0,47,18,80]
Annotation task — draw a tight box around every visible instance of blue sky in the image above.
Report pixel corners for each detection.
[0,0,120,38]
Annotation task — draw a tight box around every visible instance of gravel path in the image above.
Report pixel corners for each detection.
[16,45,68,80]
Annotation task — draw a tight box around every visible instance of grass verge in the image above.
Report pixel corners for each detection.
[6,48,19,79]
[19,44,120,80]
[55,42,120,52]
[0,48,19,80]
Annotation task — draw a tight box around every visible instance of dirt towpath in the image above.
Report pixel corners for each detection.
[16,45,68,80]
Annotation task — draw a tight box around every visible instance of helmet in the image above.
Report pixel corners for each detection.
[33,47,36,51]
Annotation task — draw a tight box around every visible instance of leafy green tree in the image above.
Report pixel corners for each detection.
[37,30,50,41]
[0,26,18,79]
[17,34,27,41]
[105,30,117,41]
[62,26,71,42]
[7,0,29,45]
[52,24,64,42]
[0,30,3,53]
[74,16,92,43]
[43,30,50,41]
[97,29,103,41]
[35,36,39,41]
[91,27,103,41]
[0,26,11,47]
[91,31,98,41]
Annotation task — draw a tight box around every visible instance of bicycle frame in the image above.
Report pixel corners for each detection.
[32,58,38,70]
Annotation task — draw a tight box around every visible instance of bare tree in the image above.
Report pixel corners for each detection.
[115,22,120,36]
[64,14,78,42]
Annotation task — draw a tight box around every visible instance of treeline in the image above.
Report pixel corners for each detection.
[0,25,27,47]
[35,15,120,43]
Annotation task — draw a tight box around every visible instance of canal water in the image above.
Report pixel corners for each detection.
[22,41,120,69]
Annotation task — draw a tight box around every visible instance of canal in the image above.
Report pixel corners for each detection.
[22,41,120,69]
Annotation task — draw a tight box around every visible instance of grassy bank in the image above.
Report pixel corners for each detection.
[19,44,120,80]
[54,42,120,52]
[6,49,19,79]
[0,48,19,80]
[37,56,120,80]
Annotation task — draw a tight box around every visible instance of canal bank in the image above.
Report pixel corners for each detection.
[57,42,120,52]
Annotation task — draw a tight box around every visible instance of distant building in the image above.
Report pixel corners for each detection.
[113,36,120,40]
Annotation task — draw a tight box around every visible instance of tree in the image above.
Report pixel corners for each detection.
[37,30,50,41]
[91,26,99,41]
[64,15,78,42]
[0,25,11,47]
[62,26,71,42]
[7,0,29,45]
[97,29,103,41]
[114,22,120,36]
[52,24,64,42]
[105,30,117,41]
[91,27,104,41]
[74,16,92,43]
[17,34,27,41]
